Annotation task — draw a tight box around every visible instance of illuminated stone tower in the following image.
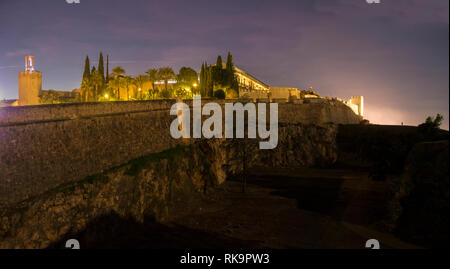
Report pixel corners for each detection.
[350,96,364,117]
[18,55,42,106]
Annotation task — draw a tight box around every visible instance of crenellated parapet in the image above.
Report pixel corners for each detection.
[17,56,42,106]
[344,96,364,117]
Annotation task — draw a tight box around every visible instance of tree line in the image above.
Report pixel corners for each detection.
[199,52,239,99]
[79,52,239,102]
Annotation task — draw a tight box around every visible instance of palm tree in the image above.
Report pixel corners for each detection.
[123,76,134,101]
[81,77,92,102]
[107,78,121,100]
[91,70,103,101]
[157,67,176,91]
[111,66,126,100]
[134,74,148,100]
[145,68,158,99]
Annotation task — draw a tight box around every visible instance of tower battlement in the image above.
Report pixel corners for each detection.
[18,56,42,106]
[344,96,364,117]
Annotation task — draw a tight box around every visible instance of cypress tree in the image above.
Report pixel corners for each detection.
[199,63,205,96]
[98,52,105,82]
[225,52,234,86]
[216,55,223,69]
[206,64,214,97]
[215,55,223,86]
[83,55,90,80]
[106,54,109,83]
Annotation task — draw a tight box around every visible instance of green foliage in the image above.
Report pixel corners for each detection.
[160,88,173,99]
[98,52,105,82]
[124,145,186,176]
[112,66,125,77]
[419,114,443,129]
[206,64,214,97]
[106,54,109,83]
[226,89,238,99]
[77,53,240,101]
[200,52,239,97]
[177,67,198,86]
[81,77,92,102]
[123,76,134,100]
[225,52,238,94]
[199,62,207,96]
[39,90,60,104]
[109,67,125,100]
[83,55,90,80]
[90,69,103,101]
[175,88,190,99]
[145,68,159,99]
[418,114,444,140]
[212,55,224,87]
[134,74,148,100]
[158,66,176,91]
[213,89,226,99]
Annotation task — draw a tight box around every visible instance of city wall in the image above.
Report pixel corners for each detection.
[0,99,360,206]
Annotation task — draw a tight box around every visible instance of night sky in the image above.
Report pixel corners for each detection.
[0,0,448,129]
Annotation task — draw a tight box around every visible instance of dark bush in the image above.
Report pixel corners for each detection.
[213,89,226,99]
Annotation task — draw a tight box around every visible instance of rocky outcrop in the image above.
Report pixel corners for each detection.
[278,100,361,125]
[0,99,354,207]
[0,123,338,248]
[387,140,449,248]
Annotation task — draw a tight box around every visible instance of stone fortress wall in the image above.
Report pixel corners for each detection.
[344,96,364,117]
[18,70,42,106]
[0,99,361,206]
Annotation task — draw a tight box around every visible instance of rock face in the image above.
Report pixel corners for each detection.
[0,123,338,249]
[387,140,449,248]
[0,99,356,207]
[278,100,361,125]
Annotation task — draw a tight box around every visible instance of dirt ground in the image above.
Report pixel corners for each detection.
[60,166,419,249]
[167,166,419,249]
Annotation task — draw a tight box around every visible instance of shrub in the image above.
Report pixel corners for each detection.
[226,89,238,99]
[418,114,444,140]
[159,89,173,99]
[213,89,226,99]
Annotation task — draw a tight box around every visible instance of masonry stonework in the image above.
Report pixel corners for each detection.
[0,99,360,206]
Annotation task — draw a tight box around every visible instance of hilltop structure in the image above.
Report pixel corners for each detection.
[8,55,363,118]
[229,66,364,118]
[344,96,364,117]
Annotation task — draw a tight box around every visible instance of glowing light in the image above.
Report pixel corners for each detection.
[193,83,198,87]
[104,94,109,98]
[138,88,142,91]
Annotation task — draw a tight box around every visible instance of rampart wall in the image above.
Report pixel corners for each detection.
[0,99,360,206]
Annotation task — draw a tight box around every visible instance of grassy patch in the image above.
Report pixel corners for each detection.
[125,145,187,176]
[47,174,109,195]
[10,145,189,208]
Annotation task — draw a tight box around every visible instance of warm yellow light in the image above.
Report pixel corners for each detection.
[104,94,109,98]
[138,88,142,91]
[193,83,198,87]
